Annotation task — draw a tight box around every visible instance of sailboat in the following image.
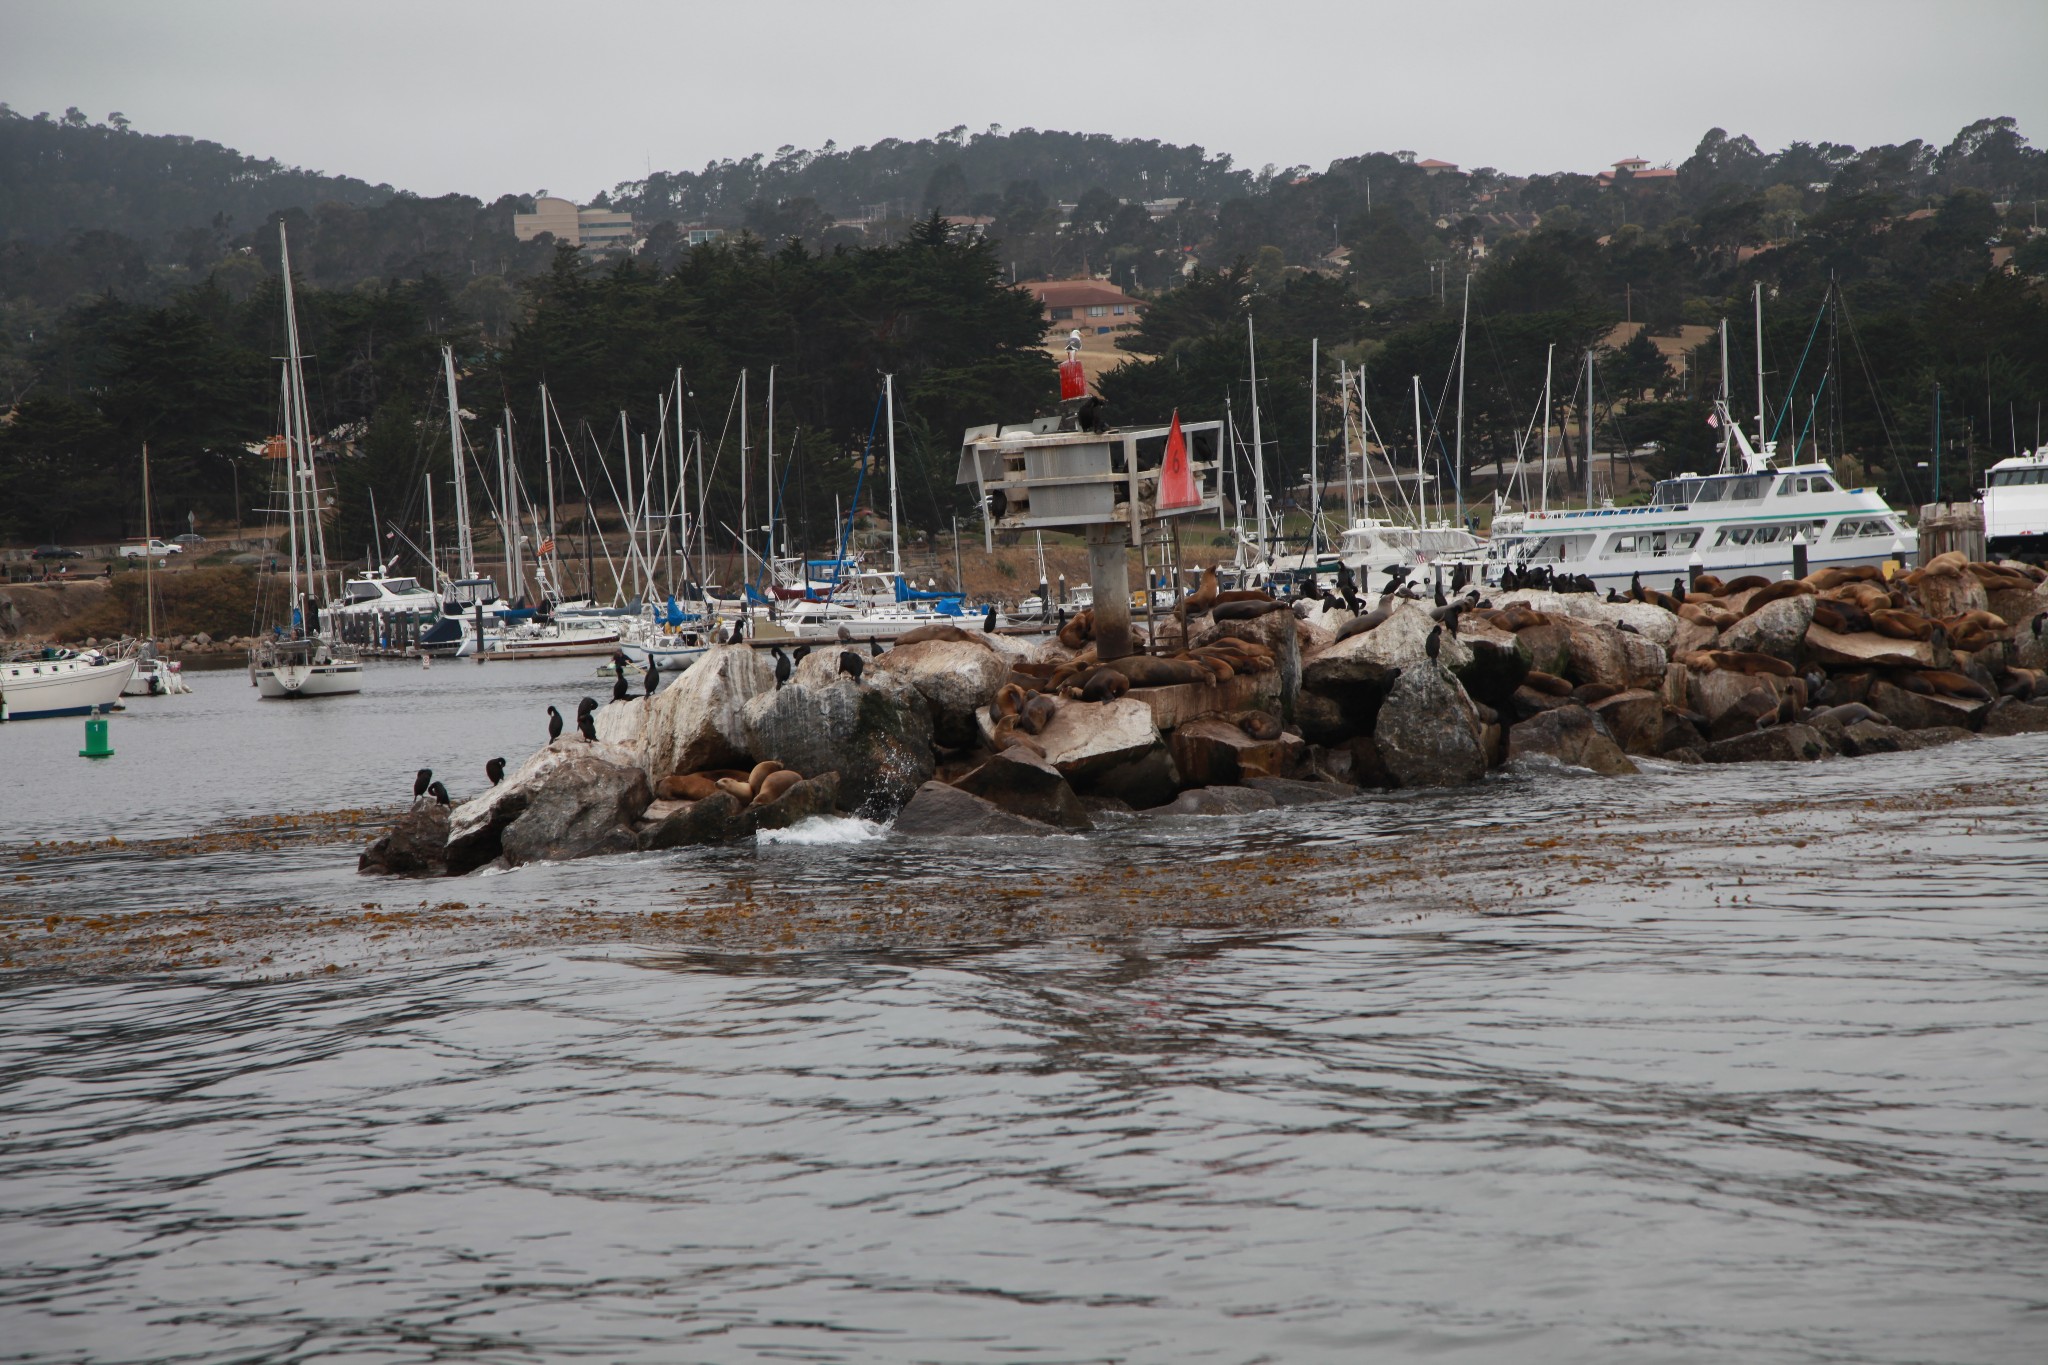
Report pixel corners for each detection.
[121,443,192,696]
[250,223,365,699]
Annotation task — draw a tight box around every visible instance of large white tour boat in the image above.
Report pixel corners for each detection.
[1981,446,2048,561]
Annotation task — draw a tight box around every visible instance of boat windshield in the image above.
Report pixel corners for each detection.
[1989,467,2048,486]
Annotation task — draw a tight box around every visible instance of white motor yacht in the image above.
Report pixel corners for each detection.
[1981,446,2048,561]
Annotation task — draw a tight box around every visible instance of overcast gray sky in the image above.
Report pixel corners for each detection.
[5,0,2044,202]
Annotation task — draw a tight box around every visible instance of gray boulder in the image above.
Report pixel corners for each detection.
[1242,775,1359,805]
[643,644,773,778]
[893,781,1064,837]
[742,668,934,817]
[1721,594,1817,664]
[1506,704,1638,776]
[637,791,745,850]
[1837,719,1909,756]
[1302,601,1470,688]
[872,637,1008,748]
[1163,785,1280,816]
[952,748,1092,830]
[1979,698,2048,736]
[1372,663,1488,788]
[447,738,652,873]
[1700,723,1826,764]
[1034,697,1180,808]
[1865,680,1986,732]
[1897,725,1974,750]
[357,803,450,876]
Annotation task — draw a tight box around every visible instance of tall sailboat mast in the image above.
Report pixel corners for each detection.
[1308,337,1320,554]
[278,224,329,614]
[1247,318,1267,557]
[765,365,776,573]
[1454,272,1470,529]
[1753,282,1767,451]
[1718,318,1733,472]
[1411,375,1424,519]
[141,444,156,642]
[1540,343,1554,514]
[1584,348,1596,507]
[440,346,474,580]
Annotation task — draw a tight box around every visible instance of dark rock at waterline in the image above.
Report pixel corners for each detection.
[638,791,746,850]
[1242,775,1359,806]
[1506,703,1638,776]
[1700,723,1827,764]
[357,803,450,876]
[1896,725,1975,751]
[1979,697,2048,737]
[1168,716,1304,788]
[952,748,1091,830]
[893,781,1064,837]
[1163,785,1280,816]
[1836,719,1910,756]
[741,771,841,833]
[1865,680,1987,733]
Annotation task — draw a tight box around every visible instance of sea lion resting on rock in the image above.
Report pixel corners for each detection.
[1676,649,1796,678]
[1868,608,1936,641]
[1213,589,1276,607]
[1679,602,1740,630]
[1828,581,1894,614]
[1811,599,1873,634]
[1744,579,1817,613]
[1104,655,1216,687]
[1522,669,1573,697]
[1058,609,1095,649]
[989,682,1030,725]
[1077,667,1131,702]
[1212,598,1290,622]
[754,769,802,803]
[1234,709,1283,740]
[1489,603,1551,632]
[1571,682,1624,705]
[1020,692,1060,734]
[1919,669,1992,701]
[893,622,978,646]
[990,725,1046,758]
[657,769,752,801]
[1721,575,1774,595]
[1335,600,1396,641]
[1805,565,1883,592]
[1808,702,1886,728]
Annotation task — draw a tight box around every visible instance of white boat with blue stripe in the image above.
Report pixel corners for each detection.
[1490,407,1918,591]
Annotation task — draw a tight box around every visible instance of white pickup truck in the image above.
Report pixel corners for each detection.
[119,538,183,559]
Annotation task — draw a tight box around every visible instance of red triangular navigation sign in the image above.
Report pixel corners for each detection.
[1158,409,1198,510]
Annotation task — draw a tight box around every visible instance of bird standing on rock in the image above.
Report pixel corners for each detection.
[869,638,883,659]
[427,781,450,806]
[838,650,865,682]
[644,660,659,696]
[413,768,433,802]
[577,708,598,742]
[611,668,630,702]
[486,757,505,786]
[1425,625,1443,662]
[772,646,791,688]
[546,706,564,744]
[983,604,998,633]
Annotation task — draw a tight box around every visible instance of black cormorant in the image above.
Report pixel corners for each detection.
[427,780,450,806]
[838,650,865,682]
[485,757,506,786]
[413,768,433,801]
[546,706,563,743]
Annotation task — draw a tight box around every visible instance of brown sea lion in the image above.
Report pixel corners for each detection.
[1690,574,1728,595]
[1868,608,1936,641]
[1104,655,1214,687]
[1570,682,1625,705]
[1494,603,1551,631]
[1188,653,1236,681]
[2000,667,2045,700]
[1234,710,1283,741]
[991,727,1047,758]
[715,777,755,802]
[1922,670,1992,701]
[1212,598,1290,622]
[1721,574,1773,594]
[1679,602,1740,630]
[1830,582,1893,613]
[1078,667,1131,702]
[753,769,803,804]
[990,682,1029,724]
[1058,609,1095,649]
[1744,579,1817,613]
[893,622,976,646]
[1523,669,1574,697]
[655,773,721,801]
[1335,600,1396,640]
[1811,600,1871,634]
[746,760,785,792]
[1183,565,1221,615]
[1214,589,1277,606]
[1021,692,1060,734]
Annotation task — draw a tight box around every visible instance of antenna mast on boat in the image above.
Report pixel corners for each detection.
[1308,337,1320,554]
[1247,318,1267,558]
[739,368,749,590]
[1540,343,1553,514]
[765,365,776,575]
[1584,348,1596,507]
[1753,282,1767,452]
[1411,375,1425,520]
[885,372,902,582]
[440,346,475,580]
[1719,318,1733,473]
[141,444,155,643]
[540,384,559,593]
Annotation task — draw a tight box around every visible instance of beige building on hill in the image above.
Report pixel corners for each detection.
[514,196,639,252]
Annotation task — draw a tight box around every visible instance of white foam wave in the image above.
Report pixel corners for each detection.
[754,815,891,847]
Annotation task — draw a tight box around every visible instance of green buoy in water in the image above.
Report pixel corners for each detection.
[80,709,113,758]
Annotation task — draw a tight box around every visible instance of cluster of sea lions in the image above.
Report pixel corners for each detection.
[655,759,804,806]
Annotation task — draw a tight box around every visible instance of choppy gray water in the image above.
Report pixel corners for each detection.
[2,663,2046,1362]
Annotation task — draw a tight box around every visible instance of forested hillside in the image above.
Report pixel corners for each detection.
[3,107,2045,569]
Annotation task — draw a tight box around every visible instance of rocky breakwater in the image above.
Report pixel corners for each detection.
[358,552,2048,872]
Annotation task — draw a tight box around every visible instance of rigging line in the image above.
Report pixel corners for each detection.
[1768,295,1831,445]
[835,390,889,571]
[1835,290,1915,498]
[560,420,623,599]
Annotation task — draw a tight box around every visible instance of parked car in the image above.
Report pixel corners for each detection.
[119,538,183,559]
[172,532,207,548]
[31,545,84,560]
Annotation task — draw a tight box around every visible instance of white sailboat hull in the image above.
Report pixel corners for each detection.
[2,656,138,720]
[254,660,364,698]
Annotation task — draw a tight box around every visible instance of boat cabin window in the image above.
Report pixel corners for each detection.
[1834,519,1864,540]
[383,578,419,595]
[1672,529,1701,550]
[1693,480,1728,503]
[1779,476,1808,494]
[1990,468,2048,486]
[345,582,380,603]
[1865,519,1896,537]
[1752,526,1781,544]
[1730,476,1769,500]
[1717,527,1755,546]
[1652,479,1705,506]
